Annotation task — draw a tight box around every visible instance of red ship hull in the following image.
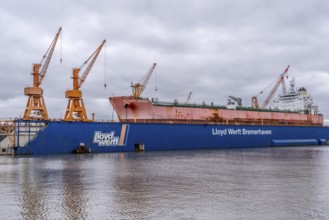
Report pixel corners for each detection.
[109,96,323,126]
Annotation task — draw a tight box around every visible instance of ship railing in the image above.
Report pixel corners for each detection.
[13,119,48,148]
[152,99,228,109]
[13,117,116,123]
[151,99,312,114]
[121,118,323,127]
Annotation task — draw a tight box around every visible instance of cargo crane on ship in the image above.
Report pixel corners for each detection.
[23,27,62,120]
[252,65,290,108]
[131,63,157,98]
[185,91,192,104]
[227,95,242,109]
[64,40,106,122]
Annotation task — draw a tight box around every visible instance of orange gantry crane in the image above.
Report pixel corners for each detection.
[131,63,157,98]
[64,40,106,122]
[23,27,62,120]
[252,65,290,108]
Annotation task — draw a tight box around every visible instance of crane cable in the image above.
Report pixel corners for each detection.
[104,42,107,89]
[60,29,63,64]
[154,66,158,92]
[39,36,53,64]
[39,29,62,65]
[256,77,277,97]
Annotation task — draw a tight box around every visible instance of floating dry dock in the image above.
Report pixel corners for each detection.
[0,119,327,155]
[1,74,329,155]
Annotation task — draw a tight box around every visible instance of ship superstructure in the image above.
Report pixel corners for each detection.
[270,77,319,115]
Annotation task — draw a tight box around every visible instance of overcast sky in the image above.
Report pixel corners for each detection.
[1,0,329,121]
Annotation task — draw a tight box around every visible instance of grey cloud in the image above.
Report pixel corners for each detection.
[0,0,329,119]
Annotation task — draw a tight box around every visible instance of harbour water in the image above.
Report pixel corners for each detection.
[1,147,329,219]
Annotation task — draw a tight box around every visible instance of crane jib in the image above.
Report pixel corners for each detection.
[39,27,62,84]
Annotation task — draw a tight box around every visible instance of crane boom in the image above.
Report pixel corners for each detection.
[132,63,157,98]
[186,91,192,104]
[262,65,289,108]
[78,40,106,88]
[229,95,242,106]
[140,63,157,89]
[39,27,62,86]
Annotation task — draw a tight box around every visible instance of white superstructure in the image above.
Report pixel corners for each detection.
[271,78,319,115]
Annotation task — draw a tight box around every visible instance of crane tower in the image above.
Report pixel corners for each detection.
[23,27,62,120]
[64,40,106,122]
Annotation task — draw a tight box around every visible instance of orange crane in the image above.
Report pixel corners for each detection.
[23,27,62,120]
[252,65,289,108]
[64,40,106,122]
[131,63,157,98]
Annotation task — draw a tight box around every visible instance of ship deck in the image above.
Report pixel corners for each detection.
[152,99,301,114]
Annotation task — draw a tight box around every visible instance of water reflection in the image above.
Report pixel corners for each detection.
[1,147,329,219]
[18,158,49,220]
[61,156,88,219]
[15,156,89,219]
[111,153,155,219]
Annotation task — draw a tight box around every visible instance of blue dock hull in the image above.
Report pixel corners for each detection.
[14,121,329,155]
